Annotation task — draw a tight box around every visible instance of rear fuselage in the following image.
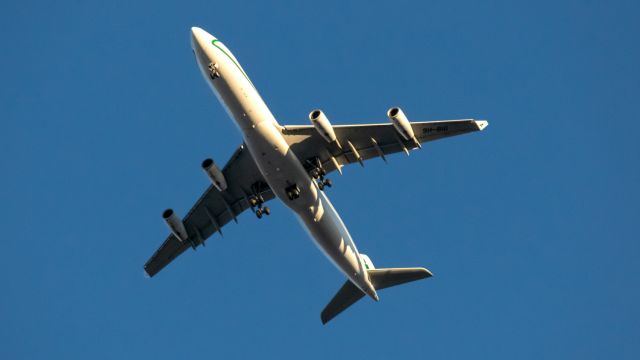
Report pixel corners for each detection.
[190,27,377,300]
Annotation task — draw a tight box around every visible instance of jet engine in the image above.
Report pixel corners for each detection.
[201,158,228,192]
[387,107,416,141]
[309,109,339,146]
[162,208,188,242]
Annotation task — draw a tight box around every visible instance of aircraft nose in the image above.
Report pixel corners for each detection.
[190,27,216,50]
[190,26,203,41]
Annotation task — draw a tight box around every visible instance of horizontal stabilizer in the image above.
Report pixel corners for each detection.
[321,267,432,324]
[368,267,432,290]
[321,280,365,324]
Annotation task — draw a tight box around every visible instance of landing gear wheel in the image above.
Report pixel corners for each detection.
[318,182,325,190]
[263,207,270,215]
[255,208,263,219]
[323,179,332,188]
[286,184,301,200]
[208,62,220,79]
[250,193,266,208]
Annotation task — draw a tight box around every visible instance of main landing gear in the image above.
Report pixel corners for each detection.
[310,161,332,191]
[317,177,332,190]
[249,194,270,219]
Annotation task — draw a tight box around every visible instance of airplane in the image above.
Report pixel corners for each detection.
[144,27,489,324]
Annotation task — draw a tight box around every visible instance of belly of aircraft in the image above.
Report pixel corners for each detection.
[243,122,366,287]
[207,58,369,293]
[295,190,364,280]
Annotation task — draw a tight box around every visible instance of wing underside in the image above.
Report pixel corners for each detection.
[144,144,273,277]
[282,119,488,175]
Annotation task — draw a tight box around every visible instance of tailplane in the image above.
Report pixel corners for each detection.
[320,267,432,324]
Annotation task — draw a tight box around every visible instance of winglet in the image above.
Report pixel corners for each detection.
[475,120,489,131]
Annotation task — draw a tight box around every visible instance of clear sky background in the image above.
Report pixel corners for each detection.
[1,0,639,358]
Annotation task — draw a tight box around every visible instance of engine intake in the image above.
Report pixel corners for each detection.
[387,107,415,141]
[309,109,340,147]
[162,208,188,242]
[387,107,421,148]
[202,158,228,192]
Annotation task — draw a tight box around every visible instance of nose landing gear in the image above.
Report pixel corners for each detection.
[208,62,220,79]
[286,184,301,200]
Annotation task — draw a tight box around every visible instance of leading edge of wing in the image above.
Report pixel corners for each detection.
[282,119,488,131]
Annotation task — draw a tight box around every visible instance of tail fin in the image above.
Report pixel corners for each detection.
[320,267,432,324]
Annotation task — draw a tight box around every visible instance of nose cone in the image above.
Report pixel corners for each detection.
[190,26,217,50]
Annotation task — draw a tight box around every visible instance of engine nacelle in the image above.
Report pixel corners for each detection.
[387,107,416,141]
[201,158,227,192]
[309,109,339,145]
[162,208,188,242]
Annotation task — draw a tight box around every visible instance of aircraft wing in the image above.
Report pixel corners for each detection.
[281,119,488,174]
[144,144,273,277]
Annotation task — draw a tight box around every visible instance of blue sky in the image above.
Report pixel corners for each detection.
[1,0,639,358]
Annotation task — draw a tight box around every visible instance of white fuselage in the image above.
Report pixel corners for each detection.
[190,27,378,300]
